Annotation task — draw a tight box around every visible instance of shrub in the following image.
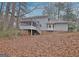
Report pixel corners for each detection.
[68,23,76,32]
[0,28,20,37]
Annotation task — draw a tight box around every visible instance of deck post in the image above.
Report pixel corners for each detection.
[31,20,32,36]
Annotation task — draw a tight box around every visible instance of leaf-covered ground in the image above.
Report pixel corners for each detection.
[0,32,79,57]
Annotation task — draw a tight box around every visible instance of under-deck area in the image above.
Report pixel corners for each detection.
[28,29,40,35]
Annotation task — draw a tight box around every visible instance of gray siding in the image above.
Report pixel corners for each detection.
[34,18,48,31]
[53,23,68,31]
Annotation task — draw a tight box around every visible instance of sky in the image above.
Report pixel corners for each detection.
[25,2,48,17]
[23,2,79,17]
[1,2,79,17]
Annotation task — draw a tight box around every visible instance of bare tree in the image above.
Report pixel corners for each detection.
[16,2,38,28]
[55,2,65,20]
[0,2,38,30]
[9,2,16,28]
[0,3,4,30]
[3,2,11,30]
[63,2,76,21]
[0,3,4,16]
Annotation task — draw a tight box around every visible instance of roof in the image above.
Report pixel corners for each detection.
[20,20,36,22]
[20,15,75,24]
[47,20,72,24]
[22,15,48,20]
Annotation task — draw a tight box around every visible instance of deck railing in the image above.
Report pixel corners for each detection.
[19,21,41,34]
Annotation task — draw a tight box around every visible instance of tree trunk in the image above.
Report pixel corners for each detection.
[16,3,20,28]
[0,3,4,30]
[3,2,11,31]
[58,8,60,20]
[9,2,16,28]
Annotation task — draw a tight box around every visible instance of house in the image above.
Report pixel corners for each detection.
[19,15,71,35]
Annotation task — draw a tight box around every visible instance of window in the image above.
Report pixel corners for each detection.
[33,22,36,26]
[48,18,50,21]
[49,24,51,28]
[47,24,51,28]
[40,24,42,27]
[37,21,39,24]
[52,24,54,28]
